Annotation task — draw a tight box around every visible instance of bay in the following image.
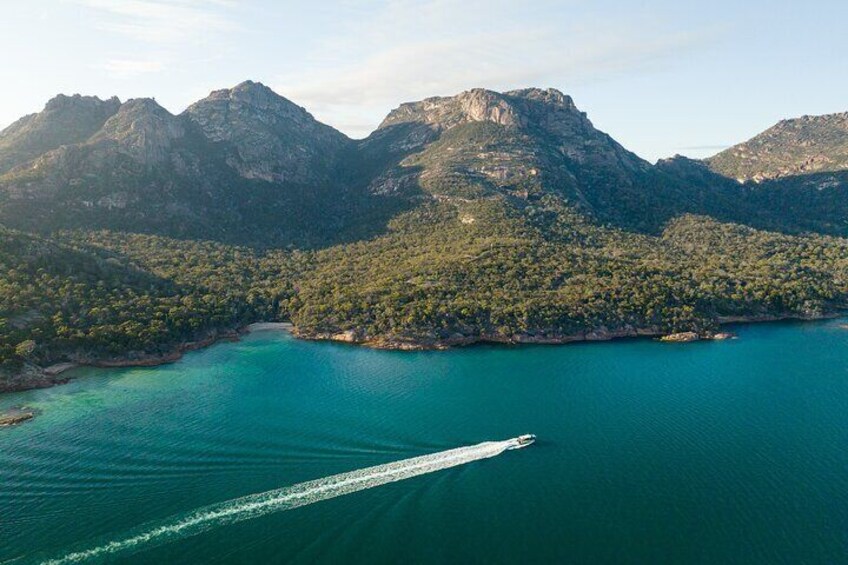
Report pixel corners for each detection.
[1,319,847,563]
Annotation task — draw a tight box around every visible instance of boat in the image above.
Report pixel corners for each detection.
[509,434,536,449]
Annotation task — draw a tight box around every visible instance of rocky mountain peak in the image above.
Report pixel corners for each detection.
[366,86,650,218]
[378,87,592,135]
[506,87,576,109]
[229,79,282,101]
[0,94,122,173]
[90,98,185,165]
[185,80,350,184]
[187,80,334,138]
[43,93,121,113]
[199,80,297,114]
[378,88,524,131]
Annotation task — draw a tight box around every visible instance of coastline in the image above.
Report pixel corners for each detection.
[295,311,844,351]
[0,314,842,398]
[0,322,294,396]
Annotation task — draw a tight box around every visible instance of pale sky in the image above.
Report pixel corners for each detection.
[1,0,846,162]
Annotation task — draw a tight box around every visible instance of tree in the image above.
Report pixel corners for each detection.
[15,340,36,360]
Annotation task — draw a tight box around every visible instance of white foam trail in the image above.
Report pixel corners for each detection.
[45,438,523,564]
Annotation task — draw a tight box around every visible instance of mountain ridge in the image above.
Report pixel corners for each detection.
[0,94,121,174]
[707,110,848,182]
[2,82,847,244]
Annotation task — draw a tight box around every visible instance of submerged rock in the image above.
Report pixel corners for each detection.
[709,332,736,340]
[0,407,35,427]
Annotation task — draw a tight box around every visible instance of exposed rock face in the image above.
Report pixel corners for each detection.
[0,94,121,173]
[295,324,736,350]
[379,88,526,130]
[707,112,848,182]
[0,96,257,240]
[368,87,665,229]
[0,83,385,246]
[3,98,187,191]
[377,88,643,174]
[658,331,737,343]
[90,98,186,165]
[185,80,351,184]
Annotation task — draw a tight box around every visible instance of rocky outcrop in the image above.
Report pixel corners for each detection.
[367,87,671,228]
[296,325,669,350]
[378,87,646,171]
[710,332,735,340]
[0,94,121,174]
[707,112,848,182]
[0,364,72,394]
[294,323,747,350]
[659,331,700,342]
[90,98,186,165]
[185,80,351,184]
[379,88,526,130]
[659,331,737,343]
[0,408,35,427]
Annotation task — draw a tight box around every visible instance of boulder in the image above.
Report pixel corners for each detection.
[659,331,700,343]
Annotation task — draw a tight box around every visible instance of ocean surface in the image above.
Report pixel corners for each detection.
[1,320,847,564]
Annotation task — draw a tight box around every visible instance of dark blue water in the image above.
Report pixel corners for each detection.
[1,320,847,563]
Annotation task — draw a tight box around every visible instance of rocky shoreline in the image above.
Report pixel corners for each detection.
[296,311,842,350]
[295,326,663,350]
[659,331,735,343]
[0,314,841,398]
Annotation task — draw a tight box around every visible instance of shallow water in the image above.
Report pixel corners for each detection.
[2,320,847,563]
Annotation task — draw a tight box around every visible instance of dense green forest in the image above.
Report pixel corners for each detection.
[2,196,847,385]
[294,199,848,344]
[0,227,299,378]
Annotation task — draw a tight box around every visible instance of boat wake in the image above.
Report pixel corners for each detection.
[44,437,529,564]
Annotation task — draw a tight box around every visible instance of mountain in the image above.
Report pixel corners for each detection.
[2,83,848,385]
[699,112,848,235]
[707,112,848,182]
[0,84,388,246]
[1,83,844,246]
[0,97,258,240]
[363,87,668,227]
[185,80,351,185]
[360,87,811,234]
[0,94,121,174]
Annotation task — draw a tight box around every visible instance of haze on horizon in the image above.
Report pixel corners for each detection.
[1,0,846,162]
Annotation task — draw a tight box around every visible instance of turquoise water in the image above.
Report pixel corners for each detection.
[1,320,847,564]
